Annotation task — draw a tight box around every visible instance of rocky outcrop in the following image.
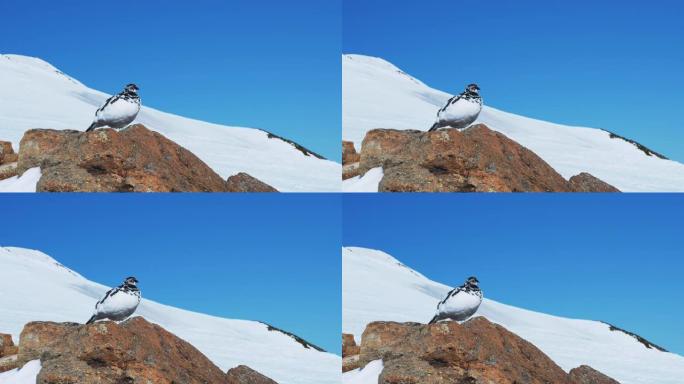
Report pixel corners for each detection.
[15,317,277,383]
[342,333,360,357]
[226,172,278,192]
[0,333,19,372]
[13,125,276,192]
[569,172,621,192]
[0,141,19,181]
[342,333,361,372]
[343,141,362,180]
[357,125,619,192]
[343,141,360,165]
[343,163,361,180]
[0,141,18,165]
[0,162,18,181]
[569,365,621,384]
[226,365,278,384]
[0,333,17,357]
[0,354,19,373]
[356,317,620,384]
[16,125,231,192]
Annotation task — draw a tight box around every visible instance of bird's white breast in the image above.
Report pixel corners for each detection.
[95,98,140,127]
[438,98,482,122]
[437,290,482,316]
[95,290,140,318]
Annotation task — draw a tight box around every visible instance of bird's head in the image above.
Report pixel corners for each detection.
[465,83,480,95]
[465,276,479,288]
[124,83,139,94]
[123,276,139,287]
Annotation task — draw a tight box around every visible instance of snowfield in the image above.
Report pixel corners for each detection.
[0,247,340,384]
[342,166,382,192]
[0,360,41,384]
[342,54,684,192]
[0,167,40,192]
[342,359,383,384]
[342,246,684,384]
[0,54,340,192]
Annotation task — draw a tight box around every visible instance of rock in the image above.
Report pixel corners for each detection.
[0,142,15,165]
[0,333,16,358]
[0,141,18,165]
[569,365,621,384]
[358,125,616,192]
[0,141,19,165]
[342,333,360,357]
[569,172,620,192]
[226,172,278,192]
[0,162,18,181]
[0,355,19,373]
[342,333,361,372]
[18,317,232,383]
[342,355,361,373]
[358,317,620,384]
[226,365,279,384]
[342,141,360,165]
[342,163,361,180]
[16,125,230,192]
[343,141,362,180]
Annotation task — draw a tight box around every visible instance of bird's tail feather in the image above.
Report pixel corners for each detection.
[85,122,97,132]
[428,122,440,132]
[86,315,97,324]
[428,315,439,324]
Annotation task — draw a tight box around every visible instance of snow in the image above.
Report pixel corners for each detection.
[0,54,340,192]
[342,54,684,192]
[342,359,383,384]
[0,360,41,384]
[342,246,684,384]
[0,167,40,192]
[0,247,339,384]
[342,167,383,192]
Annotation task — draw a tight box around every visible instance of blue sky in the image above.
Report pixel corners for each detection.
[343,0,684,162]
[0,0,341,160]
[0,194,341,353]
[343,194,684,355]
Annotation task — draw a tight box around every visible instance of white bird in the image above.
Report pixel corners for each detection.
[429,276,482,323]
[429,83,482,131]
[86,83,141,132]
[86,276,141,324]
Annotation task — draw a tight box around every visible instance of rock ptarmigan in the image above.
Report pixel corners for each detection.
[86,276,141,324]
[86,83,141,132]
[429,276,482,323]
[429,83,482,131]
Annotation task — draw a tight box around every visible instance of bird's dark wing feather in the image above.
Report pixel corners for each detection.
[438,286,463,307]
[96,287,119,306]
[97,95,118,113]
[438,93,464,114]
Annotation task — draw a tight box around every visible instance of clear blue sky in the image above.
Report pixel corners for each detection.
[1,0,341,161]
[343,194,684,355]
[344,0,684,162]
[1,194,341,354]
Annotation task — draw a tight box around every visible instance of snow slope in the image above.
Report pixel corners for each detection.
[0,168,40,192]
[342,247,684,384]
[0,360,41,384]
[0,54,340,192]
[0,247,339,384]
[342,54,684,192]
[342,360,383,384]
